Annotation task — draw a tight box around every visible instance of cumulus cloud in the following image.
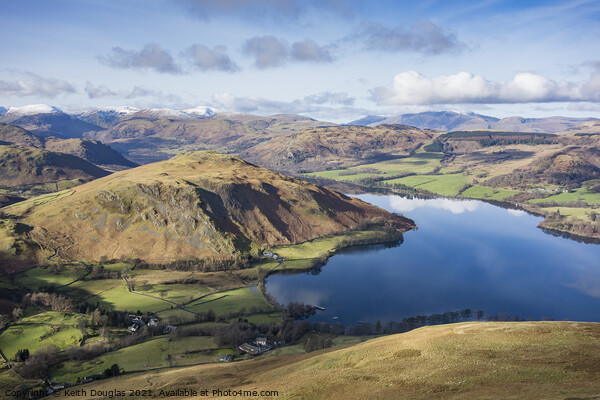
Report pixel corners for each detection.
[372,68,600,105]
[126,86,154,98]
[99,43,182,74]
[212,92,299,113]
[85,81,117,98]
[350,20,464,55]
[243,36,333,68]
[243,36,289,68]
[291,39,333,62]
[211,92,365,119]
[304,91,354,105]
[184,44,239,72]
[0,73,75,98]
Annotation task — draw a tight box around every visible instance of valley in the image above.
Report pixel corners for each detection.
[0,108,599,399]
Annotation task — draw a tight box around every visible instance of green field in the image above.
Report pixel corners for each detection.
[529,187,600,204]
[86,284,171,313]
[59,279,121,303]
[272,229,393,260]
[15,266,81,291]
[239,313,282,324]
[137,283,211,305]
[383,173,468,196]
[308,153,443,181]
[185,287,274,317]
[540,207,594,221]
[101,262,130,272]
[460,185,519,201]
[50,335,226,381]
[0,312,86,359]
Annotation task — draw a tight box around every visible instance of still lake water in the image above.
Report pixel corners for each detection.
[265,194,600,325]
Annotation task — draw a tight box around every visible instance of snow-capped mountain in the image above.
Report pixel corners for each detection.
[0,106,7,116]
[77,105,216,127]
[6,104,63,116]
[181,106,217,117]
[78,106,140,127]
[131,106,216,119]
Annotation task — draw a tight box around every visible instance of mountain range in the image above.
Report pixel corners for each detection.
[348,111,597,133]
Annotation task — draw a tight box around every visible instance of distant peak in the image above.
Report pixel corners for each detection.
[6,104,63,115]
[181,106,217,117]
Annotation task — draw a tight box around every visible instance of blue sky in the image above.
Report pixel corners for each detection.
[1,0,599,122]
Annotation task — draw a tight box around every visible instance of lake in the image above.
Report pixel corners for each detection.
[265,194,600,325]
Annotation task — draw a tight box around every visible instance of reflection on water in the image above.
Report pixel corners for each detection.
[389,196,480,214]
[266,195,600,325]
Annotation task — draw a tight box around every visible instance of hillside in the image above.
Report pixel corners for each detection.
[483,146,600,189]
[43,138,137,170]
[85,114,337,164]
[242,124,438,172]
[62,321,600,400]
[0,112,103,139]
[0,145,109,188]
[560,119,600,135]
[7,151,413,263]
[0,123,136,170]
[0,122,44,147]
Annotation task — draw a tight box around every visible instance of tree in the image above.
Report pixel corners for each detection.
[91,308,103,326]
[14,349,29,362]
[375,320,382,334]
[12,307,23,319]
[206,309,216,322]
[100,325,110,339]
[77,317,88,336]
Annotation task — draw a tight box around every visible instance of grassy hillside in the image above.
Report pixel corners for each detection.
[0,112,102,139]
[5,151,413,263]
[242,124,438,172]
[43,138,137,170]
[0,123,136,171]
[59,321,600,400]
[87,114,337,164]
[0,145,109,188]
[0,122,44,147]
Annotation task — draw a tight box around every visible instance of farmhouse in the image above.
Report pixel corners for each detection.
[255,337,268,346]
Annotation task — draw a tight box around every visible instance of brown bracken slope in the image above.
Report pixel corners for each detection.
[10,151,413,263]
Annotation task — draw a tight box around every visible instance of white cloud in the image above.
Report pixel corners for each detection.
[99,43,182,74]
[85,81,117,98]
[242,35,334,69]
[184,44,239,72]
[243,36,289,69]
[303,91,354,106]
[211,91,362,117]
[0,73,75,98]
[351,20,465,55]
[389,197,480,214]
[372,68,600,105]
[291,39,333,63]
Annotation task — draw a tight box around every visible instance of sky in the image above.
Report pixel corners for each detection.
[1,0,600,122]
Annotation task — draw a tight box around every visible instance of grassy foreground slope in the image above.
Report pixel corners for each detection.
[61,321,600,400]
